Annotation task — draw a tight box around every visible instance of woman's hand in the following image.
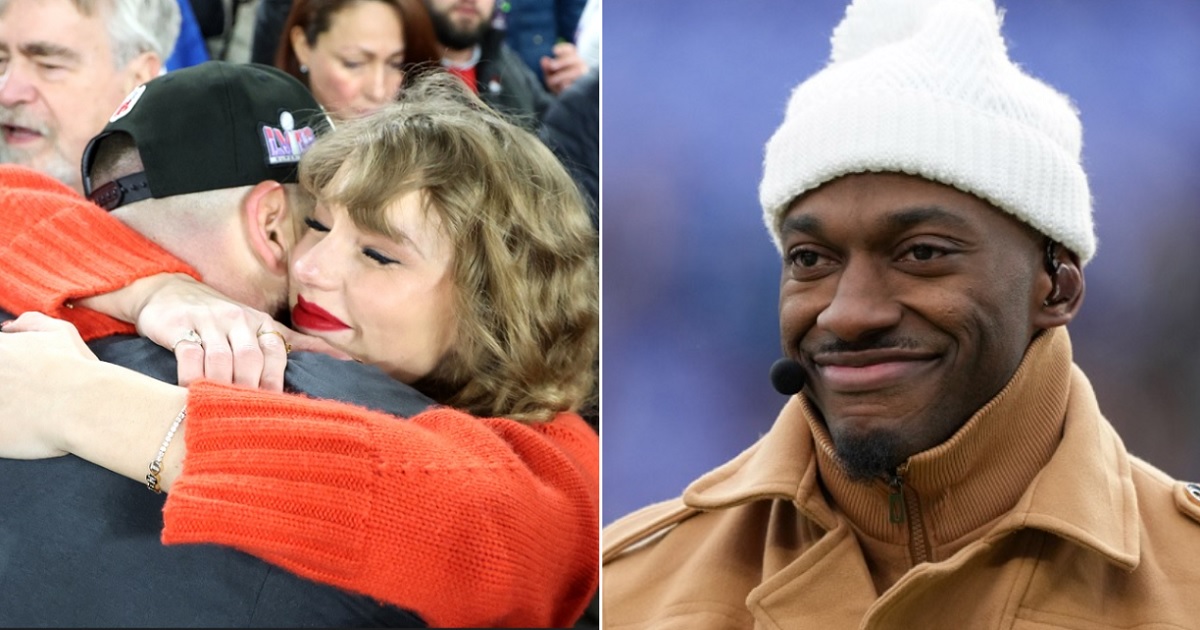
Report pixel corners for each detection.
[0,312,98,459]
[0,312,192,487]
[123,275,346,391]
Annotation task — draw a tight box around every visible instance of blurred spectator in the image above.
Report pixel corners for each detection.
[573,0,598,70]
[190,0,225,39]
[251,0,293,64]
[423,0,549,127]
[165,0,211,70]
[538,39,586,95]
[499,0,585,93]
[539,67,597,224]
[274,0,440,119]
[0,0,180,193]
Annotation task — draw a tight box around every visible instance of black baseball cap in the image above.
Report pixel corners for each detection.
[82,61,332,211]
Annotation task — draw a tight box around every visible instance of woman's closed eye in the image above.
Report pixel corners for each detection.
[363,247,400,265]
[304,217,331,232]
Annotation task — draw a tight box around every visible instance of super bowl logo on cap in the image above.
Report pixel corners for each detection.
[109,84,146,123]
[261,110,317,165]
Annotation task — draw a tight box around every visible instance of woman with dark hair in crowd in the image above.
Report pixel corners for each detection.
[276,0,441,119]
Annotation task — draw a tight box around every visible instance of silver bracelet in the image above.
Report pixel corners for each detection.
[146,405,187,494]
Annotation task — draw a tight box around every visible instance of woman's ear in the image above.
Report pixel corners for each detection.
[1033,243,1084,330]
[291,26,312,70]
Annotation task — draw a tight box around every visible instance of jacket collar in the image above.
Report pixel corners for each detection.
[683,327,1139,570]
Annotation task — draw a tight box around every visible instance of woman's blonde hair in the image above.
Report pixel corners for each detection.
[299,72,598,422]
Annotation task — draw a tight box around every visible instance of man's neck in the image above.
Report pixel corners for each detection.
[440,45,482,69]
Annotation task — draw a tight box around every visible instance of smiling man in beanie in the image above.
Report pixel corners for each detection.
[602,0,1200,627]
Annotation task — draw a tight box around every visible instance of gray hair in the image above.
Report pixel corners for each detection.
[104,0,181,67]
[0,0,181,68]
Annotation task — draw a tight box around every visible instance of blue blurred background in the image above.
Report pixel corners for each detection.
[602,0,1200,524]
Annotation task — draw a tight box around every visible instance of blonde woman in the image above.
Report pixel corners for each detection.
[0,74,597,628]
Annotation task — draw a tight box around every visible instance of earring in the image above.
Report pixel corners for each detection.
[299,64,309,74]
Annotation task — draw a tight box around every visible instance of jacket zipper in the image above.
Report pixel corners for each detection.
[887,462,929,565]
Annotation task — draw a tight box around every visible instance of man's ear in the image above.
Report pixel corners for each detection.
[1033,244,1084,330]
[122,51,163,93]
[243,180,293,276]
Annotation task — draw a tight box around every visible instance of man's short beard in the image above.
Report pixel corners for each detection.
[830,426,909,482]
[0,139,78,190]
[0,109,79,190]
[428,6,491,50]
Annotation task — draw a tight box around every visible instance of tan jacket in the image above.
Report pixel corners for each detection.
[603,329,1200,628]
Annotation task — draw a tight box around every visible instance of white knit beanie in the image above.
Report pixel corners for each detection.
[759,0,1096,263]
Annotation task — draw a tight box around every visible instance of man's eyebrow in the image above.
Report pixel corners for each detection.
[779,204,973,238]
[19,41,81,62]
[886,205,972,231]
[780,214,824,237]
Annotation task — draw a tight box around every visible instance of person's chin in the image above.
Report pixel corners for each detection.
[827,420,912,482]
[345,105,380,119]
[17,148,77,189]
[816,391,938,478]
[815,385,928,431]
[304,328,359,361]
[0,140,33,165]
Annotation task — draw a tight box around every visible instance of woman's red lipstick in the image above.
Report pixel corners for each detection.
[292,295,351,332]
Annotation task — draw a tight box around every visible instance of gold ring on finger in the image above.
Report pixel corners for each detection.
[171,329,203,353]
[257,329,292,353]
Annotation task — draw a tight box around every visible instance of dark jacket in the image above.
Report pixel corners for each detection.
[501,0,587,84]
[539,68,598,226]
[0,314,435,627]
[476,27,553,130]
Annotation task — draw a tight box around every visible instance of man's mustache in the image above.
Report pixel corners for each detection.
[0,106,52,137]
[811,336,926,355]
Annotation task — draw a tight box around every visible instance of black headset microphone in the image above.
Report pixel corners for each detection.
[769,357,807,396]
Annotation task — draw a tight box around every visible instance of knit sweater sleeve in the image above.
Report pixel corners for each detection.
[164,380,600,629]
[0,178,198,339]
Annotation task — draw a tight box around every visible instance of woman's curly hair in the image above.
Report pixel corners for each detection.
[299,72,598,422]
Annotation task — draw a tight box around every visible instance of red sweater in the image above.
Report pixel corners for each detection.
[0,166,599,628]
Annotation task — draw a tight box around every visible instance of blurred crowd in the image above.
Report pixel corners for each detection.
[0,0,599,223]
